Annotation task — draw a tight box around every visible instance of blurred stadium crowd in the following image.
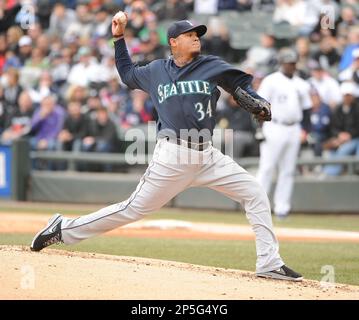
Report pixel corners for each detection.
[0,0,358,174]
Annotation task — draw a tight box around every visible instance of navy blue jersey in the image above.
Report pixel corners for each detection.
[114,38,265,141]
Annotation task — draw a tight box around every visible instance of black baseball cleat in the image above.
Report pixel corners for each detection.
[30,213,63,252]
[256,265,303,282]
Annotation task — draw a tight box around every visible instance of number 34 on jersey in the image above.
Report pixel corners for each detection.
[195,100,213,121]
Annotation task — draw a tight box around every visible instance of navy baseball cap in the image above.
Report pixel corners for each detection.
[167,20,207,44]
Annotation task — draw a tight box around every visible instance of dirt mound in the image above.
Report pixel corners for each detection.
[1,246,358,300]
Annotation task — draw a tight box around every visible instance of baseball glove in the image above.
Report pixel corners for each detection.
[233,87,272,122]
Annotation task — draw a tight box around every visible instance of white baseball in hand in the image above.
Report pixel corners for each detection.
[114,11,127,24]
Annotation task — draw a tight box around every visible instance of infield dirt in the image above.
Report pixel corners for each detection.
[1,245,358,300]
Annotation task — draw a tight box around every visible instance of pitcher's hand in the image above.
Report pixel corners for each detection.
[112,11,128,38]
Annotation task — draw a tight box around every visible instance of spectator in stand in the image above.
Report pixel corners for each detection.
[339,48,359,96]
[273,0,320,35]
[95,35,114,58]
[80,107,118,171]
[100,77,127,110]
[62,35,80,62]
[337,6,358,48]
[28,70,59,104]
[0,33,6,73]
[127,1,155,38]
[309,1,340,42]
[138,15,168,46]
[35,0,54,29]
[67,46,101,87]
[57,101,88,152]
[339,26,359,72]
[242,32,277,75]
[3,48,21,72]
[1,90,34,145]
[36,34,51,58]
[100,76,129,125]
[17,35,32,66]
[27,22,43,44]
[0,67,22,128]
[295,37,312,79]
[98,54,119,84]
[61,47,74,66]
[64,3,94,42]
[202,17,231,61]
[307,87,332,156]
[82,107,117,145]
[122,27,142,60]
[133,89,154,124]
[217,95,257,158]
[21,47,50,88]
[323,82,359,176]
[65,85,89,109]
[50,35,65,54]
[121,89,155,128]
[30,95,65,153]
[312,35,341,71]
[127,6,146,38]
[92,5,112,39]
[83,95,103,120]
[137,30,166,65]
[87,51,116,91]
[48,2,77,37]
[308,60,342,109]
[5,25,23,53]
[155,0,189,21]
[0,1,21,33]
[49,51,71,91]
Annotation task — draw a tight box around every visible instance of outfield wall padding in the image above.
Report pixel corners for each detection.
[29,171,359,213]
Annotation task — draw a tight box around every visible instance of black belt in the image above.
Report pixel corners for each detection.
[272,119,299,126]
[165,137,211,151]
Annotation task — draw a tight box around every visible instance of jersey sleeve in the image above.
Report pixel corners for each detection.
[114,38,151,92]
[217,69,267,102]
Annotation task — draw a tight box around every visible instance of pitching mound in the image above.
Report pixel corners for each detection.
[0,245,358,300]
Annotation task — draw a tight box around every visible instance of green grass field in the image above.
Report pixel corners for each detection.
[1,233,358,286]
[2,204,359,231]
[149,209,359,231]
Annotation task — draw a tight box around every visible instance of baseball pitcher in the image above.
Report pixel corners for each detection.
[30,13,302,281]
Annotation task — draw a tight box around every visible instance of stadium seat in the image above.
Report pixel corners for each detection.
[271,22,299,39]
[188,12,211,26]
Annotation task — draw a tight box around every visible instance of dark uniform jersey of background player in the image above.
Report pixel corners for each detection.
[114,38,266,142]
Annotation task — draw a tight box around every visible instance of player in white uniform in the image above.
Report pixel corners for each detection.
[29,15,303,281]
[257,48,312,219]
